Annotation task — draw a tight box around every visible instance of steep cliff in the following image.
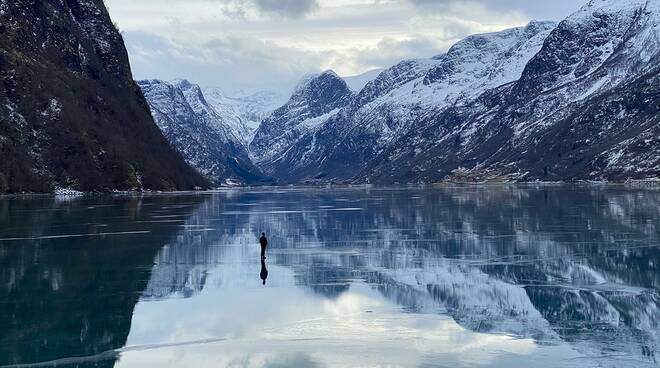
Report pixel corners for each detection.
[0,0,209,192]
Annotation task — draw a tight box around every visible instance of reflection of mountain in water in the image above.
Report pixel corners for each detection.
[142,195,258,298]
[0,195,205,367]
[5,188,653,366]
[142,187,659,364]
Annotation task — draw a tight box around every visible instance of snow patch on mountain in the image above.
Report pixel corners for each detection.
[344,68,384,93]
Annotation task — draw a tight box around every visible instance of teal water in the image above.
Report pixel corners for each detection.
[0,186,658,367]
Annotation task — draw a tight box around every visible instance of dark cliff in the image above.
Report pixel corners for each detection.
[0,0,209,193]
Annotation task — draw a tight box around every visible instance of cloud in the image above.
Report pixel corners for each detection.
[107,0,583,94]
[344,35,453,71]
[407,0,453,8]
[262,353,326,368]
[124,29,459,94]
[407,0,582,21]
[253,0,320,18]
[124,31,330,93]
[210,0,320,19]
[226,353,326,368]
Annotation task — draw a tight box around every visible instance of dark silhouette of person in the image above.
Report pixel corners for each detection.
[259,232,268,259]
[260,259,269,285]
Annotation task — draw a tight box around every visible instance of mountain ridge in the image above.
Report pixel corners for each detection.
[249,0,659,184]
[260,20,558,183]
[355,0,660,183]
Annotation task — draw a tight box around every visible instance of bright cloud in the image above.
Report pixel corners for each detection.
[106,0,583,94]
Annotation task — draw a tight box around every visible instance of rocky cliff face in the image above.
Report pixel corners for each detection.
[0,0,208,193]
[139,79,268,185]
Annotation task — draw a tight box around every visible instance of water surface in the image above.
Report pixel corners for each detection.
[0,186,658,367]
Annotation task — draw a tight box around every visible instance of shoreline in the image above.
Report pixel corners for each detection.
[1,179,659,198]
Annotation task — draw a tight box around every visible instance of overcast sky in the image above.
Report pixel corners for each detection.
[105,0,584,94]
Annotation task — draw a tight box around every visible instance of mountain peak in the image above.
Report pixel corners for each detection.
[320,69,340,77]
[524,20,557,33]
[293,70,345,95]
[171,78,195,89]
[250,70,353,169]
[171,79,207,103]
[287,69,352,109]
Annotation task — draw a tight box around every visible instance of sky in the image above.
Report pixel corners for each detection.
[105,0,584,95]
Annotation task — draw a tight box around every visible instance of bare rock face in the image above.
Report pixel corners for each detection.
[0,0,209,193]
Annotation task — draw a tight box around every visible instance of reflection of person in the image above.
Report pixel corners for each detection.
[260,259,269,285]
[259,233,268,259]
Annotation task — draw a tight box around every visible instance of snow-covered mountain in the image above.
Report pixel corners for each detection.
[202,88,285,146]
[344,68,384,93]
[249,0,659,184]
[255,20,557,182]
[359,0,660,183]
[249,70,354,175]
[138,79,268,185]
[136,0,658,185]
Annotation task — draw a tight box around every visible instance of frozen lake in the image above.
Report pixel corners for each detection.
[0,186,658,367]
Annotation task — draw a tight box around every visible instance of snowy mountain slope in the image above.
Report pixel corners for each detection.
[202,88,285,146]
[246,0,659,184]
[257,21,556,182]
[516,0,657,100]
[344,68,384,93]
[139,79,268,185]
[249,70,354,175]
[358,0,660,183]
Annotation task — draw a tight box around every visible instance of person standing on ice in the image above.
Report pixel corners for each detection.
[260,233,268,259]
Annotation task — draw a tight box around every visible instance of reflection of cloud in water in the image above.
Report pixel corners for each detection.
[126,269,566,367]
[249,353,326,368]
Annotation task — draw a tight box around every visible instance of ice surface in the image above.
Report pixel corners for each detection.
[1,186,658,367]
